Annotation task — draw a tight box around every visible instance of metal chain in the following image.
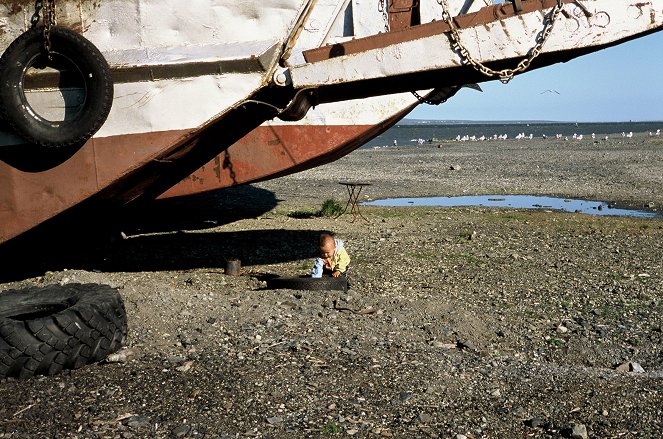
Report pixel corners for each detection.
[222,150,237,184]
[437,0,564,83]
[378,0,390,32]
[411,90,447,105]
[43,0,57,58]
[30,0,44,28]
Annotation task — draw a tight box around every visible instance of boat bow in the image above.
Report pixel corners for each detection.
[283,0,663,103]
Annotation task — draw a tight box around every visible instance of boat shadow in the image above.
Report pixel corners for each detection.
[120,184,280,235]
[0,185,320,281]
[100,227,320,273]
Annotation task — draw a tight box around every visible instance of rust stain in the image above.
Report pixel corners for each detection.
[213,156,221,180]
[304,0,572,63]
[0,129,188,244]
[8,3,24,15]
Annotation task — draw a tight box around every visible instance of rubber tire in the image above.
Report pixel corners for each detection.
[0,283,127,380]
[0,26,114,149]
[267,276,348,291]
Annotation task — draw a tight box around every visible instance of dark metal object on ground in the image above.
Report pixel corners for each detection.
[225,258,241,276]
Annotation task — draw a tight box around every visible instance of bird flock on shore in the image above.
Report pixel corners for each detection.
[376,129,661,148]
[447,128,660,143]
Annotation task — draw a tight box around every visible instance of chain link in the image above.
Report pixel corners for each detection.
[42,0,57,58]
[378,0,390,32]
[411,90,447,105]
[222,150,237,184]
[30,0,43,28]
[437,0,564,83]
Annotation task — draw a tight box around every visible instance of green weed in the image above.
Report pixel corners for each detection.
[320,423,341,434]
[287,199,344,218]
[608,273,626,281]
[465,255,479,265]
[547,337,565,347]
[318,198,344,217]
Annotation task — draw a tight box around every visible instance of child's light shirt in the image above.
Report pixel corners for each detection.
[311,239,350,277]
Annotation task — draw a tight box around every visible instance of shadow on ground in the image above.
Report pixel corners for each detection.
[99,228,320,273]
[0,185,320,281]
[119,184,280,235]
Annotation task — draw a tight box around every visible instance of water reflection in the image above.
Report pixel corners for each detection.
[363,195,659,218]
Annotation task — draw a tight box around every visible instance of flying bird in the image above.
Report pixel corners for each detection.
[540,89,561,95]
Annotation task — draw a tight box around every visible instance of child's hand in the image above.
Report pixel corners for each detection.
[332,271,341,278]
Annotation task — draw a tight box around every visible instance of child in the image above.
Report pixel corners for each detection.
[311,233,350,278]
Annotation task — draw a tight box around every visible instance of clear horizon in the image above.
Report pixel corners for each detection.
[409,31,663,123]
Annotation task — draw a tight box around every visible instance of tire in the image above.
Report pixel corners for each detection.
[0,26,114,149]
[267,276,348,291]
[0,283,127,380]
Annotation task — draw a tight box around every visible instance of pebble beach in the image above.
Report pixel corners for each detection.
[1,131,662,438]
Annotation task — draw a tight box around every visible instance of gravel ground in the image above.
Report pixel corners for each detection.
[1,133,662,438]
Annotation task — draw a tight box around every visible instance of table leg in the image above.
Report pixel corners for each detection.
[336,184,354,218]
[349,185,368,222]
[336,184,369,222]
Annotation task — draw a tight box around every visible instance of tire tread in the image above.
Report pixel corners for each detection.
[0,283,127,379]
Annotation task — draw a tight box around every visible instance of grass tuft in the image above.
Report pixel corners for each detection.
[318,198,344,217]
[287,199,345,218]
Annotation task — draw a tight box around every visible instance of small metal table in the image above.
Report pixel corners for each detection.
[337,181,371,222]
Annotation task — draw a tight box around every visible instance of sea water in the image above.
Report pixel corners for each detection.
[363,195,659,218]
[363,120,663,147]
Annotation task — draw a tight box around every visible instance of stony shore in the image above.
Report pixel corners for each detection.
[1,133,662,438]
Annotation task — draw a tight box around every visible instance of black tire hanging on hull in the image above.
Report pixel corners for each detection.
[0,26,114,149]
[0,283,127,380]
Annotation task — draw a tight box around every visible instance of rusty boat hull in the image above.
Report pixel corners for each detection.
[160,93,421,199]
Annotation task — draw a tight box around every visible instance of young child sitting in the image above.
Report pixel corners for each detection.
[311,232,350,278]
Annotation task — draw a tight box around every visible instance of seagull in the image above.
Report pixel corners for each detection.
[540,89,561,95]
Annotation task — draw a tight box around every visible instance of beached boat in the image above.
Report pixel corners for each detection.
[1,0,662,246]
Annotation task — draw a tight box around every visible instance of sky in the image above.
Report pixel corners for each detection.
[408,30,663,122]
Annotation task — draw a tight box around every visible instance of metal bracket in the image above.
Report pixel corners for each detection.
[512,0,523,14]
[390,0,419,13]
[273,68,292,87]
[277,89,318,121]
[573,0,593,17]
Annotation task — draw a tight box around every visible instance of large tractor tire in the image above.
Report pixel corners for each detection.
[0,283,127,379]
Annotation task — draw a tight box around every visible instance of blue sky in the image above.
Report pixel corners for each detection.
[409,30,663,122]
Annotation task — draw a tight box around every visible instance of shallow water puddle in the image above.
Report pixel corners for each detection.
[363,195,659,218]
